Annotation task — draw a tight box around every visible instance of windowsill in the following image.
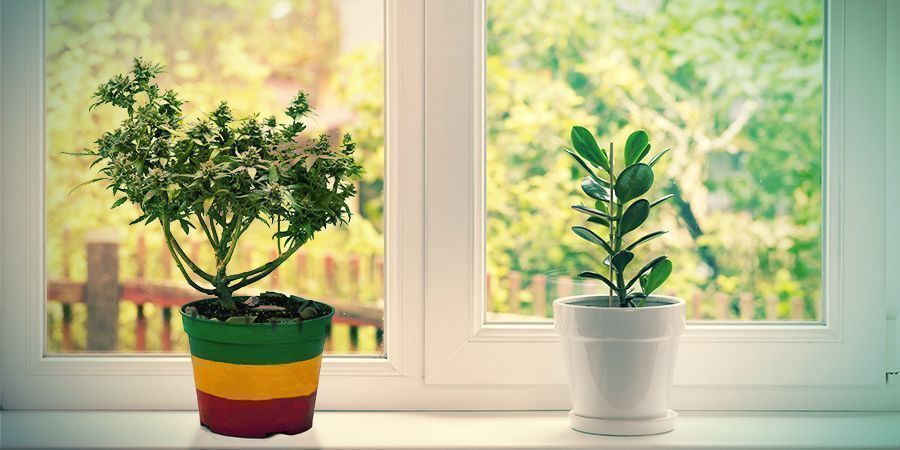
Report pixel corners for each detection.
[1,410,898,449]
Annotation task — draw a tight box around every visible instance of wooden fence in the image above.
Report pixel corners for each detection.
[48,230,817,354]
[47,229,384,353]
[487,271,816,321]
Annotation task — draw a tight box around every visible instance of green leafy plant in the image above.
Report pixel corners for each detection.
[73,58,362,313]
[566,127,673,307]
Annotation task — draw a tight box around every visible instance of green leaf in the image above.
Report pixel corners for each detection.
[110,197,127,209]
[614,163,654,203]
[179,219,193,235]
[564,148,595,176]
[640,259,672,295]
[587,216,610,228]
[580,177,609,201]
[624,130,649,166]
[618,199,650,236]
[577,271,616,291]
[571,126,610,171]
[611,250,634,274]
[638,143,652,165]
[572,204,613,221]
[648,148,670,167]
[269,165,279,183]
[68,177,107,197]
[626,255,669,290]
[625,230,668,251]
[60,150,97,157]
[572,226,613,254]
[202,197,214,213]
[129,214,148,225]
[224,315,257,324]
[564,150,609,187]
[165,183,179,202]
[650,194,674,208]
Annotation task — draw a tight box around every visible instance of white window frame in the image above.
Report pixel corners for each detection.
[423,0,900,410]
[1,0,898,412]
[0,0,427,410]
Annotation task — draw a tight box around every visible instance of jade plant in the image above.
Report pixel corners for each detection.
[566,127,673,307]
[72,58,362,318]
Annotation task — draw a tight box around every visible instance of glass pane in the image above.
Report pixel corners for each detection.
[45,0,385,354]
[486,0,823,322]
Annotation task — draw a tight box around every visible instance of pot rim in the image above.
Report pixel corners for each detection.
[180,296,335,328]
[553,294,684,310]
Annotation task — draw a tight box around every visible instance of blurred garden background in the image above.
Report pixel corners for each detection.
[45,0,824,354]
[45,0,385,354]
[484,0,824,322]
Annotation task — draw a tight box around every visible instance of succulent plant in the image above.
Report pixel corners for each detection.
[566,127,673,307]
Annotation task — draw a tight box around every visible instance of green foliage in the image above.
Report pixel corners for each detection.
[614,164,654,204]
[571,128,672,307]
[624,130,649,166]
[640,259,673,297]
[79,59,362,310]
[571,126,610,171]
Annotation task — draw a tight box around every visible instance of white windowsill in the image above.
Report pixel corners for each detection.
[1,410,898,449]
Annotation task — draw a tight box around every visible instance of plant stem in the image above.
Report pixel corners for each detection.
[614,200,628,306]
[219,211,245,274]
[608,142,615,308]
[227,242,303,289]
[615,268,628,307]
[209,213,220,247]
[160,221,216,296]
[162,223,215,282]
[210,213,247,311]
[196,212,218,249]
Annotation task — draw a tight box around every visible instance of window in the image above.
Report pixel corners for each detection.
[485,0,824,323]
[424,0,897,409]
[2,0,897,412]
[2,0,419,410]
[45,0,385,356]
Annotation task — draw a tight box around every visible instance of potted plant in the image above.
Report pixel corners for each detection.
[75,58,362,438]
[554,126,685,436]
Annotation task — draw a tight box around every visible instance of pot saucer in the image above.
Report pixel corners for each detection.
[569,409,677,436]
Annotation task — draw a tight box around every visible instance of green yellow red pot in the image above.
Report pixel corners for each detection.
[181,298,333,438]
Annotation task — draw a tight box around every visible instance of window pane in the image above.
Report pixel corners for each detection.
[486,0,823,322]
[45,0,385,354]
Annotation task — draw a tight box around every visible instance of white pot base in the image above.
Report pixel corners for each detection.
[568,410,678,436]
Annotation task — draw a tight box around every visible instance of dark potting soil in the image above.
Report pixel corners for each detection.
[185,291,331,324]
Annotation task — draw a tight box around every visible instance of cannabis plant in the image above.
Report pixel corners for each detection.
[566,127,673,307]
[74,58,362,312]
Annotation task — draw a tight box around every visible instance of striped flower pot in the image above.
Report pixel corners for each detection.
[181,298,333,438]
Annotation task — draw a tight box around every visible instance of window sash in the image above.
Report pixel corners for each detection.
[0,0,426,410]
[423,0,897,407]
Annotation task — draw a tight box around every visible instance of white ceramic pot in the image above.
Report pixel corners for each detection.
[553,294,685,436]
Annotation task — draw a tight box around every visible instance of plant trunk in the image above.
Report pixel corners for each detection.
[615,271,629,307]
[214,277,237,310]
